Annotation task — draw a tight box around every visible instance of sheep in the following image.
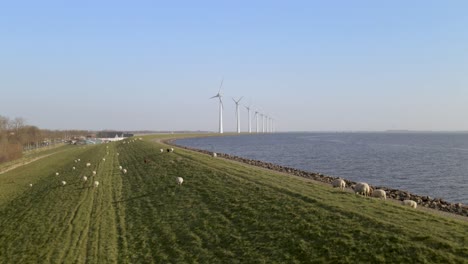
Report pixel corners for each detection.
[119,165,123,170]
[176,177,184,185]
[74,159,78,163]
[61,181,67,186]
[212,152,217,158]
[371,189,387,200]
[93,181,99,188]
[78,159,80,162]
[332,179,346,190]
[86,163,91,167]
[82,176,88,182]
[55,172,59,176]
[122,169,127,174]
[117,153,120,156]
[170,148,174,152]
[92,171,96,176]
[29,183,33,187]
[102,158,106,161]
[352,182,371,197]
[160,149,164,153]
[72,167,76,170]
[402,200,417,209]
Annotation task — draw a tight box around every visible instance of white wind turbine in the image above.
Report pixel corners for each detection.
[210,79,224,134]
[261,113,265,133]
[233,97,243,133]
[265,114,270,133]
[254,109,260,133]
[244,104,252,133]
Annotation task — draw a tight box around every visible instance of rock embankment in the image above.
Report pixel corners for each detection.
[167,139,467,217]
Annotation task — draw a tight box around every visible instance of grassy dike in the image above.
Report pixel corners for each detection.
[0,134,466,263]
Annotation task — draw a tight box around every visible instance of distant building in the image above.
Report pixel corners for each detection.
[96,131,133,138]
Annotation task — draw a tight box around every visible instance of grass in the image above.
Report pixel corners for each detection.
[0,135,467,263]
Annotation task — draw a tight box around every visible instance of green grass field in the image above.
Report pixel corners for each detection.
[0,135,467,263]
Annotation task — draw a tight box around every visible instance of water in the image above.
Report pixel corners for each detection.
[175,132,468,204]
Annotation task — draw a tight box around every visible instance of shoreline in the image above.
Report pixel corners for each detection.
[164,137,468,218]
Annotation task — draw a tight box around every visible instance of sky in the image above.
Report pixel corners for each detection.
[1,0,467,132]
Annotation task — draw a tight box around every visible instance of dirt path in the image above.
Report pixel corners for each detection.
[0,151,63,175]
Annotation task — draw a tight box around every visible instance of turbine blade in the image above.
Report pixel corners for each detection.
[218,78,224,93]
[209,95,218,99]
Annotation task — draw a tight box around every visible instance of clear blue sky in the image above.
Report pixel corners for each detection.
[1,1,467,131]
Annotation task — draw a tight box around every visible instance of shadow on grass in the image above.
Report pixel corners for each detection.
[113,193,156,204]
[113,186,182,204]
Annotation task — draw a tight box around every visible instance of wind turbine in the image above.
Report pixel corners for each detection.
[233,97,243,133]
[261,113,265,133]
[245,104,252,133]
[210,79,224,134]
[254,110,260,133]
[266,115,270,133]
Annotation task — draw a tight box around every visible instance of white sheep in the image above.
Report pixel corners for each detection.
[82,176,88,182]
[176,177,184,185]
[102,158,106,161]
[74,159,78,163]
[332,179,346,190]
[86,163,91,167]
[119,165,123,170]
[61,181,67,186]
[160,149,164,153]
[117,153,120,156]
[352,182,371,197]
[371,189,387,200]
[72,167,76,170]
[93,181,99,188]
[29,183,33,187]
[122,169,127,174]
[92,171,96,176]
[78,159,80,162]
[55,172,59,176]
[212,152,217,158]
[402,200,417,208]
[170,148,174,152]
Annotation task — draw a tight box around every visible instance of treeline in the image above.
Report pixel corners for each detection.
[0,115,88,163]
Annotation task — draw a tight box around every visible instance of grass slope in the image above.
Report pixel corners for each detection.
[0,135,466,263]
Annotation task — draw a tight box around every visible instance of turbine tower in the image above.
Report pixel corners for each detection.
[245,104,252,133]
[266,116,270,133]
[254,110,260,133]
[261,113,265,133]
[233,97,243,133]
[210,79,224,134]
[271,118,275,133]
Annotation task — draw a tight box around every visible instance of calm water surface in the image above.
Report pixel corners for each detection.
[176,133,468,204]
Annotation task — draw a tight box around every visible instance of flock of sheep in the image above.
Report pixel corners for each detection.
[332,178,417,208]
